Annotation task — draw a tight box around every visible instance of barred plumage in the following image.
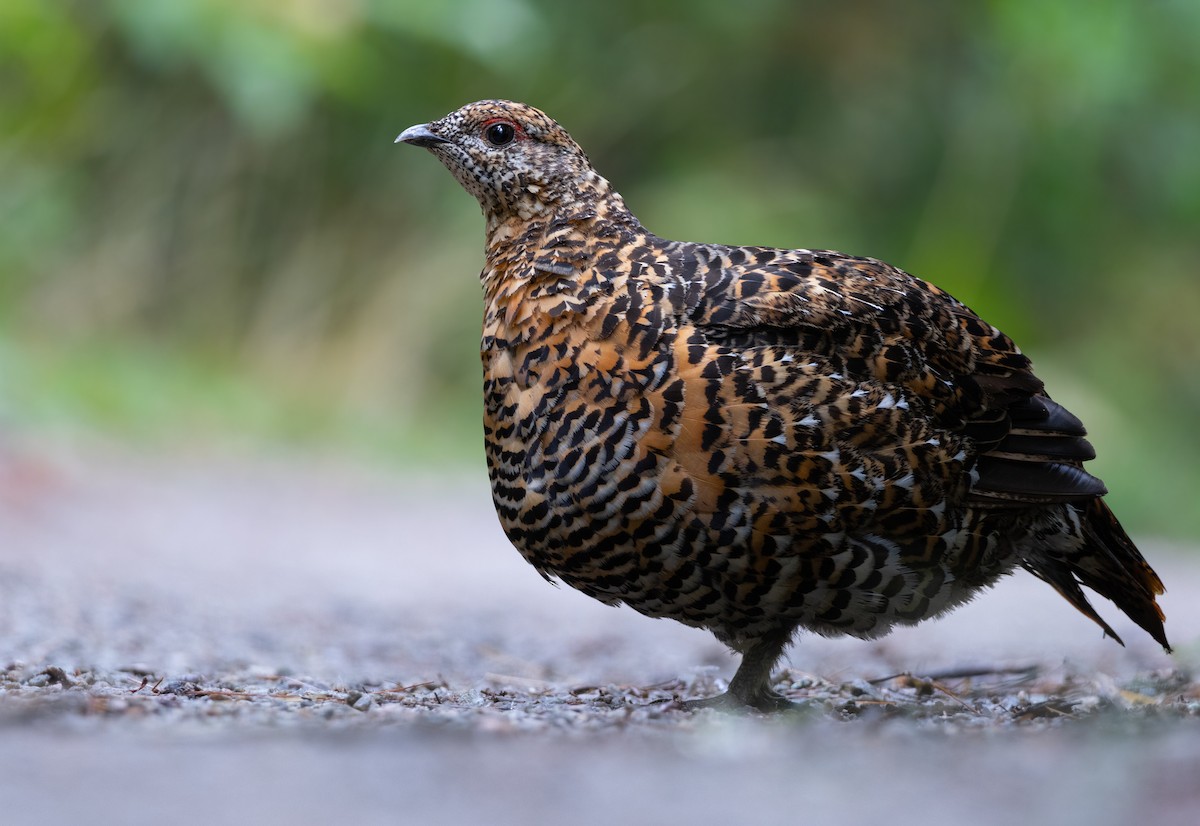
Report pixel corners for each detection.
[398,101,1169,711]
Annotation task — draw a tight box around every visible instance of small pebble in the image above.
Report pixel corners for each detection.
[347,691,374,711]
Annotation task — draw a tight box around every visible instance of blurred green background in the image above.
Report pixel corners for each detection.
[1,0,1197,537]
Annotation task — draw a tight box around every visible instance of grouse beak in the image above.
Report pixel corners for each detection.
[395,123,451,148]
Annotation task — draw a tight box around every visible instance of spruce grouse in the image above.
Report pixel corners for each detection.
[397,100,1169,711]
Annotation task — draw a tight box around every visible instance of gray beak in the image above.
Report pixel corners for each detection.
[395,123,451,148]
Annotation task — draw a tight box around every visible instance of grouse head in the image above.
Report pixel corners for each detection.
[397,100,612,229]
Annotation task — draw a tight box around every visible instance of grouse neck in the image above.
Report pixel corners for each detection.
[478,188,647,308]
[482,170,640,249]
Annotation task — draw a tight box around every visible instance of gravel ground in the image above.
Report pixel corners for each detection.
[1,439,1198,825]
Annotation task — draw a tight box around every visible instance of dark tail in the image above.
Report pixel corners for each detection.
[1024,499,1170,652]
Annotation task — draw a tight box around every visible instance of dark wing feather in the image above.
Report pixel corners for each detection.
[680,246,1105,506]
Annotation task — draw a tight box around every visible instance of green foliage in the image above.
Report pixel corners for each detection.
[0,0,1197,536]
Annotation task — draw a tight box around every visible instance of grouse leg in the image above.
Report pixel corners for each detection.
[681,628,797,712]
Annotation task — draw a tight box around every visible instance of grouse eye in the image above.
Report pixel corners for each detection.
[484,121,516,146]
